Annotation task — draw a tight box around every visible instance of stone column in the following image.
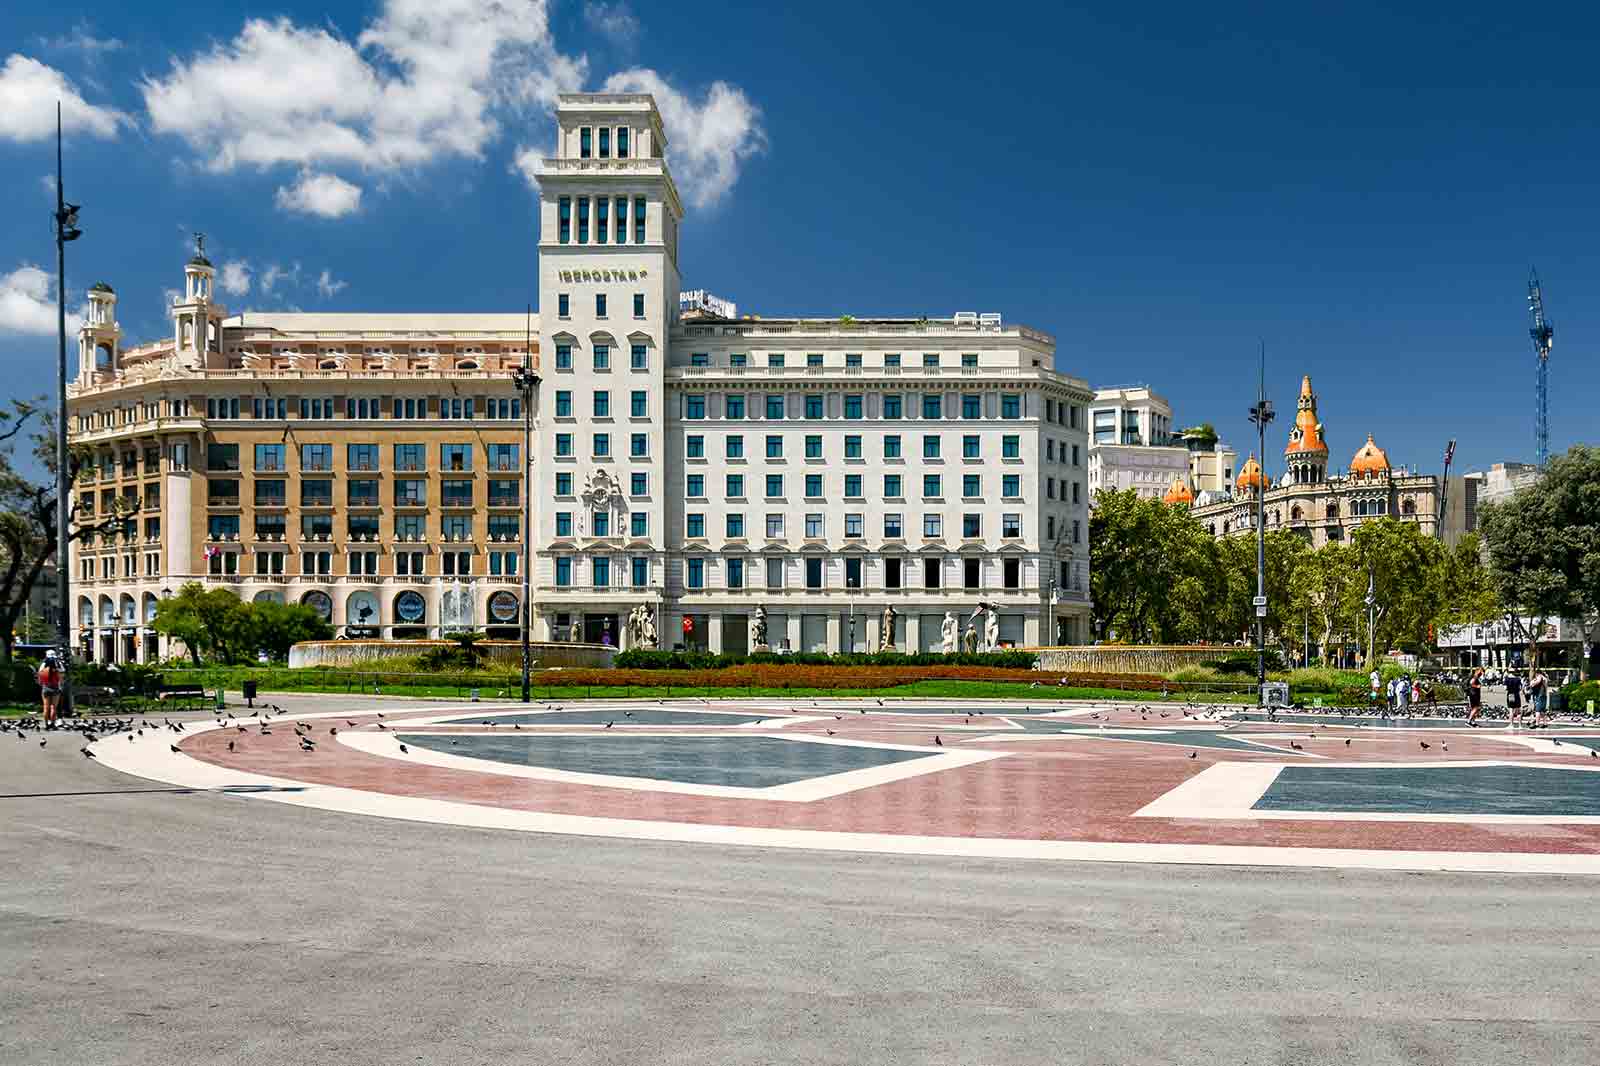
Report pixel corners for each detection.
[707,612,724,654]
[1024,613,1040,648]
[785,614,801,654]
[827,613,843,654]
[866,610,881,653]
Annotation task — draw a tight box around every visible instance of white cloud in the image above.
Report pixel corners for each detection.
[275,171,363,218]
[258,263,301,296]
[0,265,84,336]
[600,69,765,209]
[583,2,639,47]
[315,270,348,299]
[0,53,127,142]
[219,261,253,296]
[39,23,124,64]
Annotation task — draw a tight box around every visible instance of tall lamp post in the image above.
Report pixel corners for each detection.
[1247,345,1275,706]
[512,310,541,704]
[1364,566,1378,670]
[53,104,83,715]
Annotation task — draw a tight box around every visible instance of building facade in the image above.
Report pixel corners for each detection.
[1087,386,1188,504]
[1186,375,1453,547]
[65,93,1094,662]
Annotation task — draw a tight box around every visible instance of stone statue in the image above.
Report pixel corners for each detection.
[626,603,659,649]
[940,611,959,654]
[641,604,658,649]
[879,604,898,652]
[985,607,1000,652]
[750,605,768,649]
[962,624,979,654]
[569,617,585,644]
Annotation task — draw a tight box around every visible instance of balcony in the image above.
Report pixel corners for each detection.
[254,496,288,510]
[207,495,240,508]
[301,495,334,508]
[348,531,380,543]
[348,495,382,509]
[253,530,287,543]
[487,495,521,509]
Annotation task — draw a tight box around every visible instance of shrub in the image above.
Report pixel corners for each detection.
[1203,649,1286,676]
[1561,680,1600,712]
[612,649,1040,671]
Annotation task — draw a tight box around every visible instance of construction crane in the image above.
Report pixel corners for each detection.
[1528,269,1555,466]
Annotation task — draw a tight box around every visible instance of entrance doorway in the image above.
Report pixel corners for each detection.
[582,613,618,647]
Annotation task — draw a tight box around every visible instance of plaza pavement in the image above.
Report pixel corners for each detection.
[2,693,1597,1065]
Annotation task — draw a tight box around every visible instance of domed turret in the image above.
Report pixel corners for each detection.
[1283,374,1328,483]
[1162,475,1194,507]
[1349,435,1390,479]
[1235,453,1265,495]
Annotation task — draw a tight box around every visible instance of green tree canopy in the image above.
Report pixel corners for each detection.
[153,584,331,665]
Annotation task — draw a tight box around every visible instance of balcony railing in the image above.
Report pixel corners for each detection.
[301,495,334,508]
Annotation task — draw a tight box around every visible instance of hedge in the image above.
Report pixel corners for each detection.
[613,648,1040,671]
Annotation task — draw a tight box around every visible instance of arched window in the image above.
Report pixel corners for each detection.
[1291,505,1303,521]
[319,360,338,370]
[456,360,479,371]
[1325,502,1339,519]
[1401,498,1415,515]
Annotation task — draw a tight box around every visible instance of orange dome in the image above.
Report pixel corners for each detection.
[1349,434,1390,477]
[1162,476,1194,506]
[1284,375,1328,458]
[1235,453,1265,494]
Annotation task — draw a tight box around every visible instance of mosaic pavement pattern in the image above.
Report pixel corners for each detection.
[91,700,1600,873]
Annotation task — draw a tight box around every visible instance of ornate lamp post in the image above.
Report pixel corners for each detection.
[512,318,541,704]
[1247,346,1275,705]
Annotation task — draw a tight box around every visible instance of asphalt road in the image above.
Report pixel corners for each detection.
[3,700,1597,1066]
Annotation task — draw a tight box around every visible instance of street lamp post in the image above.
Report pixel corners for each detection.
[512,313,541,704]
[1364,567,1378,670]
[53,104,83,717]
[1247,345,1275,706]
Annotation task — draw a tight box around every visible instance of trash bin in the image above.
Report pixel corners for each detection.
[1261,681,1290,708]
[242,680,258,707]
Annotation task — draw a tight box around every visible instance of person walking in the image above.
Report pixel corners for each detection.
[1528,668,1550,728]
[1467,666,1484,726]
[1397,674,1412,714]
[1504,669,1524,726]
[36,653,64,730]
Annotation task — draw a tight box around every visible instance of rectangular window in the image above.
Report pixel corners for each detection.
[730,352,747,367]
[768,353,785,368]
[579,127,592,157]
[595,193,608,244]
[923,353,940,368]
[727,557,745,589]
[488,479,518,507]
[630,511,647,536]
[348,479,379,507]
[844,474,862,498]
[922,394,942,419]
[804,435,822,459]
[254,443,285,471]
[593,432,610,457]
[884,435,902,459]
[630,390,648,417]
[347,443,379,472]
[726,435,744,459]
[555,344,572,370]
[884,473,902,497]
[396,515,424,541]
[1001,394,1021,419]
[1003,557,1020,590]
[962,394,981,419]
[964,558,981,590]
[765,435,782,458]
[632,556,649,587]
[804,513,824,539]
[765,474,784,498]
[924,474,942,498]
[558,472,575,495]
[441,479,473,507]
[299,443,330,471]
[962,352,978,368]
[963,513,982,538]
[1073,481,1081,505]
[843,395,863,419]
[846,352,862,367]
[634,197,646,243]
[577,196,589,243]
[922,435,940,459]
[765,395,785,420]
[1003,513,1022,538]
[593,345,609,370]
[440,443,472,472]
[844,513,863,539]
[686,435,704,459]
[687,558,704,589]
[840,435,861,459]
[630,433,647,458]
[254,479,286,507]
[726,473,745,497]
[885,557,902,588]
[557,293,569,318]
[726,513,745,538]
[883,394,902,419]
[685,395,706,420]
[300,479,333,507]
[885,353,901,368]
[962,435,980,459]
[805,557,823,589]
[804,395,824,419]
[633,293,645,318]
[1002,435,1020,459]
[631,344,647,369]
[558,197,571,243]
[555,433,574,457]
[593,391,611,418]
[487,443,519,472]
[963,474,981,498]
[555,557,571,587]
[805,473,823,497]
[593,510,611,538]
[617,127,629,158]
[687,474,705,498]
[924,557,941,588]
[1002,474,1021,497]
[766,513,784,538]
[595,293,607,318]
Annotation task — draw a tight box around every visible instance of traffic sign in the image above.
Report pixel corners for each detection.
[1255,605,1268,618]
[1252,595,1268,607]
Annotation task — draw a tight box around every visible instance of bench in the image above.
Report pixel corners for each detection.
[155,682,209,711]
[68,685,124,713]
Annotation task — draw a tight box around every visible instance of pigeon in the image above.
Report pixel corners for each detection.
[1345,739,1352,746]
[1189,751,1197,759]
[934,735,943,747]
[237,726,247,733]
[1419,742,1430,751]
[376,712,384,718]
[329,727,338,736]
[80,747,95,759]
[346,721,357,727]
[1591,750,1597,759]
[128,734,134,742]
[227,740,235,752]
[826,730,836,736]
[1290,742,1303,751]
[169,744,180,753]
[38,739,46,748]
[834,715,842,721]
[514,723,522,730]
[624,711,634,718]
[1442,743,1449,752]
[1553,739,1562,746]
[399,743,409,754]
[376,723,387,731]
[605,721,614,729]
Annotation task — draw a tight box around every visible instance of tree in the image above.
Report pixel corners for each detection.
[1290,540,1359,665]
[249,600,334,662]
[1089,489,1220,643]
[1351,518,1448,663]
[0,398,133,664]
[1437,533,1501,633]
[1479,444,1600,669]
[153,585,331,665]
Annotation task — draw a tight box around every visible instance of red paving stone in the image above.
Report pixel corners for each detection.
[179,707,1600,855]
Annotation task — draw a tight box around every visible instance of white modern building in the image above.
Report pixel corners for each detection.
[65,93,1094,660]
[1086,386,1188,504]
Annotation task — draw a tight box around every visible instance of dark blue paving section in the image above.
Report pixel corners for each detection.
[438,709,775,727]
[1254,764,1600,816]
[400,734,935,788]
[1229,711,1486,730]
[1050,728,1297,753]
[1545,736,1600,754]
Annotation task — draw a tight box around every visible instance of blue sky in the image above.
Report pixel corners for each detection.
[2,0,1596,478]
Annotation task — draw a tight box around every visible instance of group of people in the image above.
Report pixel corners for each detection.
[1370,671,1433,713]
[1466,664,1551,727]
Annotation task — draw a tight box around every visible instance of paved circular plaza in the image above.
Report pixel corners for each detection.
[94,697,1600,875]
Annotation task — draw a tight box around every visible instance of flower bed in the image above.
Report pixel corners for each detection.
[544,663,1177,691]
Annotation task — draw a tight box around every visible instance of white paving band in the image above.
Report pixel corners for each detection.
[84,706,1600,875]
